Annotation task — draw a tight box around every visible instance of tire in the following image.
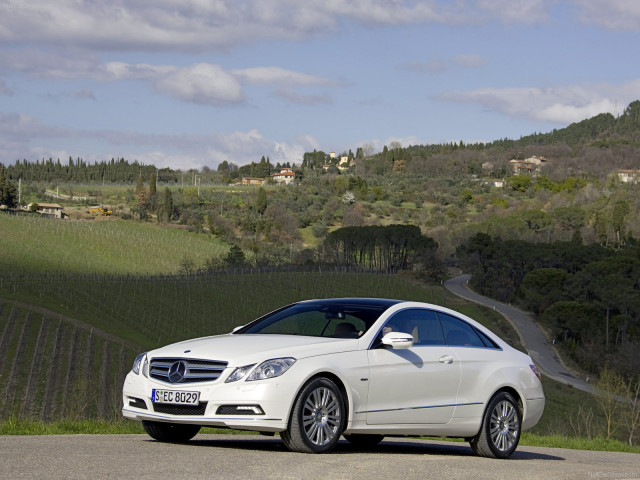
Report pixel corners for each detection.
[343,434,384,448]
[281,377,345,453]
[469,392,522,459]
[142,421,201,443]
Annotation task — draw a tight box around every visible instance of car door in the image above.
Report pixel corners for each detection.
[366,309,461,425]
[437,312,503,413]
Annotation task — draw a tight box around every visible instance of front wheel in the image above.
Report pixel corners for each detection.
[281,377,345,453]
[469,392,522,459]
[142,421,201,443]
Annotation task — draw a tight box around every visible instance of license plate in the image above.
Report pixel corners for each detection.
[152,389,200,405]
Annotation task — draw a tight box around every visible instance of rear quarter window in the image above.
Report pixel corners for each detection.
[437,312,486,348]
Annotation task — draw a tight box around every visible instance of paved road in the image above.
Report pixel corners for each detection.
[444,274,592,393]
[1,434,638,480]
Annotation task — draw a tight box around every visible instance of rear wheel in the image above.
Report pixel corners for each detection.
[343,434,385,448]
[281,377,345,453]
[469,392,521,459]
[142,421,201,443]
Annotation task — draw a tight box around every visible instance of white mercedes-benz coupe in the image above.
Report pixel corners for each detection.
[122,298,544,457]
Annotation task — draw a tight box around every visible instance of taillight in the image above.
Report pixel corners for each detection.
[529,364,542,382]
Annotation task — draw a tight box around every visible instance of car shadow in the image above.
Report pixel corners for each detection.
[179,435,565,461]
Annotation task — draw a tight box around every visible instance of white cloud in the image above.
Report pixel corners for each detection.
[401,54,487,74]
[153,63,245,106]
[0,51,342,107]
[356,135,422,153]
[1,1,634,57]
[571,0,640,32]
[477,0,548,24]
[272,88,332,105]
[72,89,96,101]
[0,1,560,53]
[439,79,640,124]
[0,111,314,169]
[402,60,448,73]
[232,67,337,86]
[0,79,13,96]
[453,54,487,68]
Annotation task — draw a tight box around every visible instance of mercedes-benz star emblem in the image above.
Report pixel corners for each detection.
[168,360,187,383]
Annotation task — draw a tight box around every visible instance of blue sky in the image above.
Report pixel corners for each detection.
[0,0,639,170]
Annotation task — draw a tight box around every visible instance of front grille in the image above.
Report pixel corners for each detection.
[149,358,227,384]
[153,402,208,416]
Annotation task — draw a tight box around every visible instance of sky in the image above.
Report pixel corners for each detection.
[0,0,639,171]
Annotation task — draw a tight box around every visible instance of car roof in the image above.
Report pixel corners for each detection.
[297,298,403,309]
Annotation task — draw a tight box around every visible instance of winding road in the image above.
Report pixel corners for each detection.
[445,274,592,393]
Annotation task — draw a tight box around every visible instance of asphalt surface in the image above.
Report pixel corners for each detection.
[444,274,592,392]
[2,434,638,480]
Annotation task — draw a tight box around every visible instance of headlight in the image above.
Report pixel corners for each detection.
[225,364,256,383]
[247,358,296,381]
[131,352,147,375]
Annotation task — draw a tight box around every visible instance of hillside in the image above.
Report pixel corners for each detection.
[0,214,228,274]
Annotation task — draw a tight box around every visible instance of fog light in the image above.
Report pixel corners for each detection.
[216,405,264,415]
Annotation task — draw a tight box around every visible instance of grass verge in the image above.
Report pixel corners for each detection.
[0,417,255,436]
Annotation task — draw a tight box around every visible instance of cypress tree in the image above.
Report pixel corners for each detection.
[256,187,267,215]
[163,187,173,222]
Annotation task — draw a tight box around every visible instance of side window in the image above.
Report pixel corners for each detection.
[475,328,500,349]
[438,313,485,348]
[381,309,445,346]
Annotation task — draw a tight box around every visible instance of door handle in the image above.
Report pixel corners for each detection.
[439,355,453,364]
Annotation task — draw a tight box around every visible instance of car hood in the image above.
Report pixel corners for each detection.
[147,334,359,366]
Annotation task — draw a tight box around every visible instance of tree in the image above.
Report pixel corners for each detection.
[595,366,626,439]
[622,374,640,446]
[163,187,173,222]
[552,206,586,239]
[522,210,552,234]
[507,175,531,192]
[148,172,158,212]
[225,244,246,267]
[521,268,568,315]
[0,168,18,207]
[135,173,147,207]
[256,187,267,215]
[612,200,630,247]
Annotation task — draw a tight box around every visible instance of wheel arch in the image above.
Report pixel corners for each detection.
[286,371,351,429]
[492,386,524,414]
[468,386,524,440]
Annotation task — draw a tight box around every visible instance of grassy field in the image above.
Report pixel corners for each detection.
[0,213,228,274]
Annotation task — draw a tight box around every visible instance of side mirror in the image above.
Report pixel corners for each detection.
[381,332,414,349]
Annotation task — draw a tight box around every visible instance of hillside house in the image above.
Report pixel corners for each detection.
[618,169,640,184]
[29,203,64,219]
[272,168,295,185]
[509,156,548,174]
[338,156,352,171]
[236,177,266,186]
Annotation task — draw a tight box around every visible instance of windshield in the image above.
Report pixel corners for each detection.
[236,301,392,338]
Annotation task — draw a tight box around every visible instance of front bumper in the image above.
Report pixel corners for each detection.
[122,370,295,432]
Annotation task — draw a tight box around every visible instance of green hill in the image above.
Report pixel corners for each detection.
[0,213,228,274]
